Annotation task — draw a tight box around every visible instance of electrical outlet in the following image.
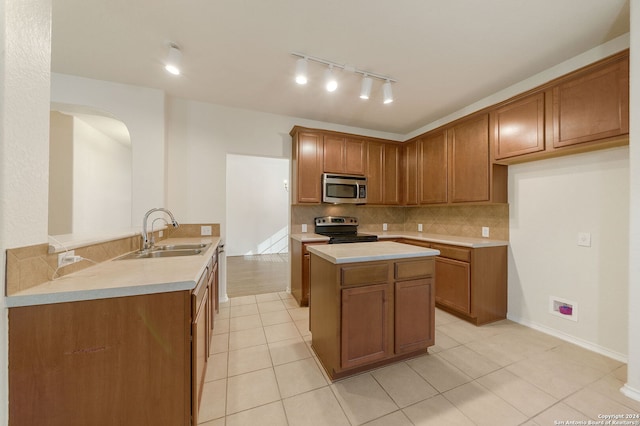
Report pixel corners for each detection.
[201,225,212,236]
[577,232,591,247]
[301,224,308,233]
[418,224,423,232]
[383,223,388,231]
[57,250,80,267]
[159,230,164,237]
[482,227,490,238]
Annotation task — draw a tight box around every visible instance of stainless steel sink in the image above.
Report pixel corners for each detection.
[154,243,210,250]
[116,245,209,260]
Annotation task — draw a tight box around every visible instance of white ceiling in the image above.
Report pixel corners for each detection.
[51,0,629,135]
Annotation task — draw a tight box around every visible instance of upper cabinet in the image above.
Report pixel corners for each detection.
[491,92,546,160]
[290,126,398,205]
[366,141,402,205]
[324,136,365,175]
[492,50,628,163]
[418,130,448,205]
[291,129,323,204]
[402,140,418,205]
[415,115,507,205]
[551,54,629,148]
[449,114,491,203]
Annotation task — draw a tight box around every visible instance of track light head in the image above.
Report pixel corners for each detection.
[360,75,373,100]
[383,80,393,104]
[165,44,182,75]
[325,65,338,92]
[295,58,308,85]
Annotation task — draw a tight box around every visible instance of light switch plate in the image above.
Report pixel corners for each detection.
[201,225,212,236]
[301,224,307,233]
[577,232,591,247]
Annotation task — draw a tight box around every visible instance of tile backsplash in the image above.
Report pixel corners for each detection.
[5,223,220,296]
[291,204,509,240]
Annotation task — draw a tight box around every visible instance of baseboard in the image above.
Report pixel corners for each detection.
[621,384,640,402]
[506,313,628,363]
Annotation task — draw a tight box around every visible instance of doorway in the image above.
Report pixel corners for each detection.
[225,154,289,297]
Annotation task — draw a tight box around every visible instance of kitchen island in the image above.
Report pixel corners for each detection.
[307,241,439,380]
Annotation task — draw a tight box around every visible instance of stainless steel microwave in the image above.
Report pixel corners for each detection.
[322,173,367,204]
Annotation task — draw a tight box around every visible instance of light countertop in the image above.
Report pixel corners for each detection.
[7,237,221,308]
[307,241,440,264]
[291,231,508,248]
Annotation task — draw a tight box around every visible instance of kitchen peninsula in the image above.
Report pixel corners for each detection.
[307,241,439,380]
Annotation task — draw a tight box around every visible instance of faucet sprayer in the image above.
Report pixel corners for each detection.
[142,208,179,250]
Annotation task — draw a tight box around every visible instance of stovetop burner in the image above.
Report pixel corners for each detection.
[314,216,379,244]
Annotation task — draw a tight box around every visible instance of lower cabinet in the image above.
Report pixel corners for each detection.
[8,251,221,426]
[399,238,507,325]
[395,278,435,354]
[310,255,435,380]
[341,284,391,369]
[192,270,210,426]
[290,238,327,306]
[435,256,471,314]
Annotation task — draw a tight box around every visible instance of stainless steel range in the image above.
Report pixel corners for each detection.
[314,216,379,244]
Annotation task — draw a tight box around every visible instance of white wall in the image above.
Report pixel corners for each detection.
[226,154,289,256]
[48,111,73,234]
[51,73,166,227]
[507,147,629,359]
[72,116,132,234]
[0,0,52,424]
[622,0,640,401]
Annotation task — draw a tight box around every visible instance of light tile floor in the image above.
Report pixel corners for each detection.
[199,292,640,425]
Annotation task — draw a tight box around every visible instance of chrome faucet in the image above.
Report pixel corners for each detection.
[142,208,179,250]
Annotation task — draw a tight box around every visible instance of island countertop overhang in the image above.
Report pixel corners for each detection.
[306,241,440,264]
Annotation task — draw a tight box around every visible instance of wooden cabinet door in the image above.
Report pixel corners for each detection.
[302,253,310,305]
[383,143,401,204]
[418,131,448,204]
[345,138,365,175]
[403,140,418,205]
[435,257,471,314]
[449,114,490,203]
[192,287,209,426]
[493,92,545,159]
[323,136,364,175]
[341,284,391,369]
[323,135,344,173]
[296,132,323,203]
[366,141,384,204]
[395,278,434,354]
[552,55,629,148]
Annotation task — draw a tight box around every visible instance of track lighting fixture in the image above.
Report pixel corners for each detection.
[291,52,396,104]
[295,57,308,84]
[165,44,182,75]
[325,65,338,92]
[383,79,394,104]
[360,75,373,100]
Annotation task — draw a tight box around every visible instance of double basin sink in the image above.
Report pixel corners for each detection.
[116,243,211,260]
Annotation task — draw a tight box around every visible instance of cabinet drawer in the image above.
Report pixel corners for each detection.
[341,263,389,286]
[395,259,434,280]
[431,244,471,262]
